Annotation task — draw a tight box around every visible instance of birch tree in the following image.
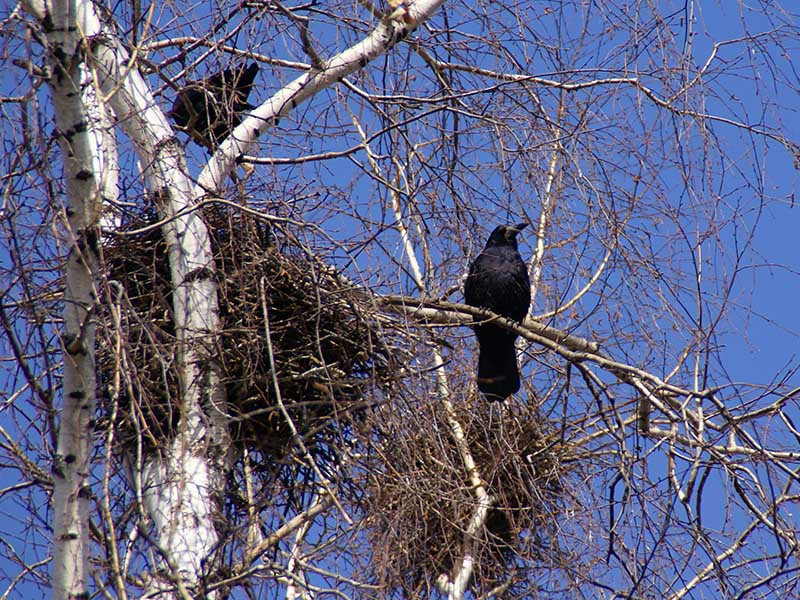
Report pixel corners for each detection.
[0,0,799,599]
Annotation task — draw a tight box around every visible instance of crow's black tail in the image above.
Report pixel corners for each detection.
[476,335,520,402]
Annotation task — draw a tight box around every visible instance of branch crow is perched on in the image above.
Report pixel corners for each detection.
[464,223,531,401]
[169,62,259,150]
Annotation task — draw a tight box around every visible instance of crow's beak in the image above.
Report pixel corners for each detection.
[511,222,528,234]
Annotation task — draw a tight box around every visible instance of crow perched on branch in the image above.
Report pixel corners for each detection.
[464,223,531,401]
[168,62,260,150]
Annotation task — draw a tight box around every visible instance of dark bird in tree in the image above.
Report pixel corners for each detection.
[464,223,531,401]
[168,62,260,150]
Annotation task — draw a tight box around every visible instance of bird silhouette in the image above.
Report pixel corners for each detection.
[464,223,531,401]
[168,62,259,150]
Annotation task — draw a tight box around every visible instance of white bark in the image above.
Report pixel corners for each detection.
[284,497,316,600]
[40,3,111,597]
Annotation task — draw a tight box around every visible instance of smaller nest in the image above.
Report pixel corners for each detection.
[97,204,406,476]
[363,397,570,597]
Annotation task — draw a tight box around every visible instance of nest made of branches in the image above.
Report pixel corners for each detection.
[97,203,407,475]
[363,396,570,597]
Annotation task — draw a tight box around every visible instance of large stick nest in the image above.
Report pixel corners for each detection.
[97,203,407,472]
[362,396,571,597]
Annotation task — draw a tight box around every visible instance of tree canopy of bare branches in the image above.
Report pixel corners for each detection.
[0,0,799,598]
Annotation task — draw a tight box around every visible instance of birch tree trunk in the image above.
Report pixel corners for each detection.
[50,64,100,600]
[33,1,109,596]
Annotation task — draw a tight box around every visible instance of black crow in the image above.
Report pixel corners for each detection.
[168,62,259,150]
[464,223,531,401]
